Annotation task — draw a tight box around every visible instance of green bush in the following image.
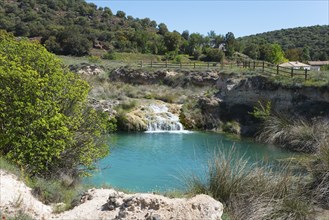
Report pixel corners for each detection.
[31,177,82,207]
[222,121,241,135]
[0,31,109,177]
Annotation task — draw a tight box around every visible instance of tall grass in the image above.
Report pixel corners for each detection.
[257,114,329,153]
[310,138,329,208]
[187,147,312,219]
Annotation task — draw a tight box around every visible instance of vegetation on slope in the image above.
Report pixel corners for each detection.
[238,25,329,61]
[0,30,110,178]
[0,0,232,61]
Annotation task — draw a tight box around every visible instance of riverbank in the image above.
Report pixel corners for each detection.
[0,169,223,220]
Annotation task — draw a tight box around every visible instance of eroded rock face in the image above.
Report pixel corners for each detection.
[110,68,167,85]
[216,75,329,117]
[200,75,329,136]
[70,63,105,76]
[110,68,220,87]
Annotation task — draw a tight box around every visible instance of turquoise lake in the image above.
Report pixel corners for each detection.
[84,132,293,192]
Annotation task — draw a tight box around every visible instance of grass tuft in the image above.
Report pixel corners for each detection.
[257,114,329,153]
[187,146,312,219]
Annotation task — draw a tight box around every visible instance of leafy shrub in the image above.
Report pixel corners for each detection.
[88,55,100,63]
[0,31,109,177]
[250,100,272,120]
[222,121,241,135]
[102,51,117,60]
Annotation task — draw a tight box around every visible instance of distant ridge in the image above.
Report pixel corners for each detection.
[238,25,329,61]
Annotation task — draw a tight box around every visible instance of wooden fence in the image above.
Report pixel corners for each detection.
[139,60,310,80]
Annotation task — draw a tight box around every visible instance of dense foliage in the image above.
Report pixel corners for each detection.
[0,0,234,60]
[0,30,109,177]
[1,1,326,62]
[238,25,329,61]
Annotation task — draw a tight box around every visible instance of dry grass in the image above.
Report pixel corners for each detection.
[257,114,329,153]
[187,147,312,220]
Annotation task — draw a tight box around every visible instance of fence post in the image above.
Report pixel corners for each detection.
[277,65,279,75]
[207,62,210,70]
[305,69,308,80]
[141,60,143,68]
[151,60,153,68]
[194,62,196,69]
[165,61,168,68]
[291,68,294,78]
[262,61,265,72]
[253,61,256,70]
[180,62,182,69]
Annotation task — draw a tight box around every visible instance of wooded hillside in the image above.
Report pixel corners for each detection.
[238,25,329,61]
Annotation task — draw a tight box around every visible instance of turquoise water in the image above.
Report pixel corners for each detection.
[84,132,293,192]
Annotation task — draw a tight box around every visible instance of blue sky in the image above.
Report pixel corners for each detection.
[86,0,329,37]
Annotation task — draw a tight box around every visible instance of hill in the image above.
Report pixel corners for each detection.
[238,25,329,61]
[0,0,165,56]
[0,0,235,61]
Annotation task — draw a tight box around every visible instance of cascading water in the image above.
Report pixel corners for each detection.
[146,104,184,132]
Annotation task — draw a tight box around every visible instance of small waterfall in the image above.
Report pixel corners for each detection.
[146,104,184,132]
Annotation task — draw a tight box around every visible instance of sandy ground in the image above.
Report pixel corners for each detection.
[0,170,223,220]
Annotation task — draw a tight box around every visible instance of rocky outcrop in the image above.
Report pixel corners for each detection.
[216,75,329,117]
[89,98,119,118]
[53,189,223,220]
[110,68,220,87]
[199,75,329,136]
[0,170,224,220]
[69,63,105,76]
[117,101,183,132]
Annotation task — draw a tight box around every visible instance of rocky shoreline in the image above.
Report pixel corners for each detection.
[0,170,224,220]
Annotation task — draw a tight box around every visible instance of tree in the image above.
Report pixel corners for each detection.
[266,44,288,64]
[224,32,236,57]
[158,23,169,35]
[57,26,92,56]
[187,33,203,56]
[164,31,182,52]
[285,48,302,61]
[0,31,109,177]
[203,48,225,62]
[116,10,126,19]
[181,30,189,41]
[301,47,311,61]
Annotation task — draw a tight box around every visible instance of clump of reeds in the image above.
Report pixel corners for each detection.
[187,147,312,219]
[257,114,329,153]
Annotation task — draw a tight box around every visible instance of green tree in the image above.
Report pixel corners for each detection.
[164,31,182,52]
[0,31,109,177]
[301,47,311,61]
[158,23,169,36]
[266,44,288,64]
[224,32,236,57]
[285,48,302,61]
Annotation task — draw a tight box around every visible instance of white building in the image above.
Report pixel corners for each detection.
[279,61,311,70]
[307,61,329,71]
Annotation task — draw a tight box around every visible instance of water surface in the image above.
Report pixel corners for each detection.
[84,132,293,192]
